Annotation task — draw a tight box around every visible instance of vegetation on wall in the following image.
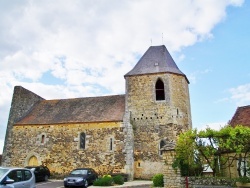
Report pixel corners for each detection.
[173,125,250,177]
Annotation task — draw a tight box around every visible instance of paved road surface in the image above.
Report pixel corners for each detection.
[36,181,64,188]
[36,180,152,188]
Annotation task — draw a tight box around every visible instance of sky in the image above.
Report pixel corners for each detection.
[0,0,250,154]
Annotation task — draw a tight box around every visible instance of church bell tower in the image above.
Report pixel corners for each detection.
[124,45,192,179]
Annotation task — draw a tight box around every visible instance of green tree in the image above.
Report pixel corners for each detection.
[217,126,250,177]
[173,125,250,177]
[173,129,203,176]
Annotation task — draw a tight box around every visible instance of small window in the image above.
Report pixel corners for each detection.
[41,135,45,144]
[110,138,113,151]
[155,79,165,101]
[80,132,86,149]
[40,134,47,144]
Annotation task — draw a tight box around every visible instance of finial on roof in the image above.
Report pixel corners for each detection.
[162,33,164,44]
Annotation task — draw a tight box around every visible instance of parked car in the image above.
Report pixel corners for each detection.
[64,168,98,188]
[0,167,36,188]
[25,165,50,182]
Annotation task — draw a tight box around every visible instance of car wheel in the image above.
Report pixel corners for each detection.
[84,180,88,187]
[44,175,49,181]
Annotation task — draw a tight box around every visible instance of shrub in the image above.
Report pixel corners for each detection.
[103,175,112,178]
[152,173,164,187]
[113,175,124,185]
[93,176,113,186]
[236,176,250,184]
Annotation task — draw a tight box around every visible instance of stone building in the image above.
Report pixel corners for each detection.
[230,105,250,128]
[2,45,192,180]
[222,105,250,178]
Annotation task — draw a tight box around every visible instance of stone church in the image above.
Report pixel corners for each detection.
[2,45,192,180]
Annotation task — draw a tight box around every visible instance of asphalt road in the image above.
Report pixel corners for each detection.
[36,180,64,188]
[36,180,152,188]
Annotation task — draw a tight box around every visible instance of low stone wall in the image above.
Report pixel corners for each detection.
[163,150,182,188]
[181,177,235,188]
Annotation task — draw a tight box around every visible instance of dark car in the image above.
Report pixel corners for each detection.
[25,165,50,182]
[64,168,98,188]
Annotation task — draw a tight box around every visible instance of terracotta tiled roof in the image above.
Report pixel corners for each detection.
[124,45,189,83]
[16,95,125,125]
[229,105,250,127]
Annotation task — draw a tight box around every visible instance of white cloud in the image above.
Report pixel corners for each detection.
[188,68,212,84]
[198,122,228,131]
[229,83,250,106]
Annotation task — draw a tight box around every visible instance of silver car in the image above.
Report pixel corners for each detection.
[0,167,36,188]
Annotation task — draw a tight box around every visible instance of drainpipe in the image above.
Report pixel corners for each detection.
[185,176,189,188]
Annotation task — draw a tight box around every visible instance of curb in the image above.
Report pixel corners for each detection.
[89,181,153,188]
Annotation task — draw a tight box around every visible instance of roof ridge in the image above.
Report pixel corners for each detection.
[238,105,250,108]
[42,94,125,102]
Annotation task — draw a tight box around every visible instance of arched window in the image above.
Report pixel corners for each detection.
[155,79,165,101]
[80,132,86,149]
[41,135,45,144]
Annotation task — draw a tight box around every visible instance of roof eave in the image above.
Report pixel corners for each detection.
[124,71,190,84]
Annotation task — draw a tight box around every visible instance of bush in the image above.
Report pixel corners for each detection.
[113,175,124,185]
[110,173,128,182]
[152,173,164,187]
[93,176,113,186]
[236,176,250,184]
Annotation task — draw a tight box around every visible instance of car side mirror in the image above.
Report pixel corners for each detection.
[3,178,15,185]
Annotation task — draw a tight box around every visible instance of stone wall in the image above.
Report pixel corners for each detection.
[2,86,44,166]
[183,177,235,187]
[125,73,191,179]
[10,121,126,176]
[162,149,182,188]
[162,150,235,188]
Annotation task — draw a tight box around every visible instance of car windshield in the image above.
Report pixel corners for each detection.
[70,169,88,175]
[0,168,8,179]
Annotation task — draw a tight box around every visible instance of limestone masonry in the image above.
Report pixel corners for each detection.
[2,45,192,180]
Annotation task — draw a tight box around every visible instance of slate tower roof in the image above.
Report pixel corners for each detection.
[125,45,188,82]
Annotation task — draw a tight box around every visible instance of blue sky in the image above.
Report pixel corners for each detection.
[0,0,250,154]
[178,2,250,129]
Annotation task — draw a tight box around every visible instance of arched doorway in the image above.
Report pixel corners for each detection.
[28,156,38,166]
